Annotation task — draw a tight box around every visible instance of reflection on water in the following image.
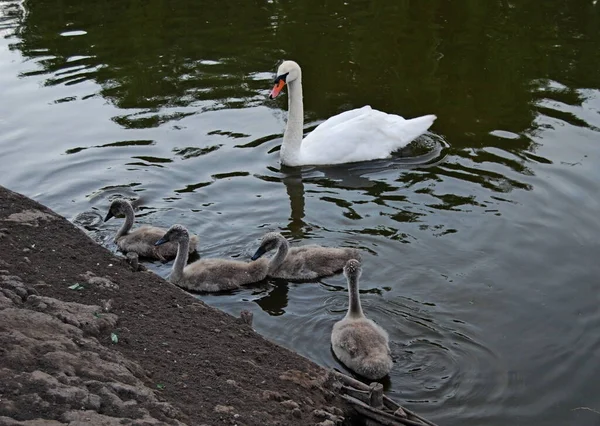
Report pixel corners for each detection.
[254,280,290,316]
[1,0,600,425]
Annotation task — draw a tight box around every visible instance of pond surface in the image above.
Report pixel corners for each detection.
[1,0,600,424]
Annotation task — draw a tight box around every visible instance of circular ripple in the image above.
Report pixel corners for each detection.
[72,210,104,230]
[361,298,509,421]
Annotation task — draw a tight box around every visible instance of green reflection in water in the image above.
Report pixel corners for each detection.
[11,0,598,140]
[3,2,600,425]
[12,0,599,208]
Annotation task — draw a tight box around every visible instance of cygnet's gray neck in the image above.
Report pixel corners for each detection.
[171,236,189,282]
[115,204,135,240]
[346,275,364,319]
[268,237,289,274]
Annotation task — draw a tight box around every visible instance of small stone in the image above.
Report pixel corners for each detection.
[14,286,28,300]
[22,247,30,253]
[326,406,344,416]
[2,289,22,305]
[214,404,235,413]
[313,409,329,419]
[126,252,139,270]
[313,409,342,421]
[262,390,284,401]
[239,310,253,326]
[81,272,118,290]
[26,287,39,296]
[226,379,237,386]
[87,394,102,410]
[281,399,299,410]
[292,408,302,418]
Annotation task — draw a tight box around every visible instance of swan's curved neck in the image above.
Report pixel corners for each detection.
[115,204,135,240]
[280,79,304,166]
[171,236,189,282]
[267,237,289,274]
[346,275,364,319]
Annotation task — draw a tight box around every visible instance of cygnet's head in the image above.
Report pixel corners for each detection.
[269,60,301,99]
[251,232,285,261]
[155,224,189,246]
[104,198,132,222]
[343,259,362,281]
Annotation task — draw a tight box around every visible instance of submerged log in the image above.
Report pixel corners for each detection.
[332,370,439,426]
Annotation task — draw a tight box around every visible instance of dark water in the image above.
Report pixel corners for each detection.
[2,0,600,424]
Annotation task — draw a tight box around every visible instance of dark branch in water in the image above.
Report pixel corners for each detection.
[332,370,439,426]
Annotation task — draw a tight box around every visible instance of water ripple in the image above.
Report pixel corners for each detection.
[3,3,600,426]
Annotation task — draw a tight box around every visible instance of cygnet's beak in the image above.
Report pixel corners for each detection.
[154,236,168,246]
[251,246,267,261]
[269,79,286,99]
[104,211,114,222]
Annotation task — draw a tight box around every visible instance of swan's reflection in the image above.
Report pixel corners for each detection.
[280,170,306,239]
[275,133,449,227]
[250,135,449,317]
[253,279,289,316]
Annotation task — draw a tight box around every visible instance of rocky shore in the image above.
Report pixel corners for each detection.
[0,186,350,426]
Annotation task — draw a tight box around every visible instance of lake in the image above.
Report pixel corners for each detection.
[1,0,599,424]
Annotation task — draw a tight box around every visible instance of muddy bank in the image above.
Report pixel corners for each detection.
[0,186,350,426]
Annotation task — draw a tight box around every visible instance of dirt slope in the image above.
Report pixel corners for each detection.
[0,185,350,426]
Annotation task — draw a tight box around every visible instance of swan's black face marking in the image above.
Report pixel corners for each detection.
[269,72,289,100]
[251,233,281,260]
[155,224,187,246]
[154,236,168,246]
[251,246,267,261]
[104,210,114,222]
[104,204,121,222]
[273,72,289,85]
[105,199,129,222]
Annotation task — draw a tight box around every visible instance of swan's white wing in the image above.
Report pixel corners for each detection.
[306,105,376,140]
[299,107,436,165]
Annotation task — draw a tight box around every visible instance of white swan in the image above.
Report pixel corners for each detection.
[331,259,393,380]
[269,60,437,166]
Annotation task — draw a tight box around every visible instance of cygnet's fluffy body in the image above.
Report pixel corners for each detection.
[104,199,198,261]
[251,232,361,281]
[331,259,393,380]
[155,224,268,293]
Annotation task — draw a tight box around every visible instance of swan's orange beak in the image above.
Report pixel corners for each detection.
[269,79,286,99]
